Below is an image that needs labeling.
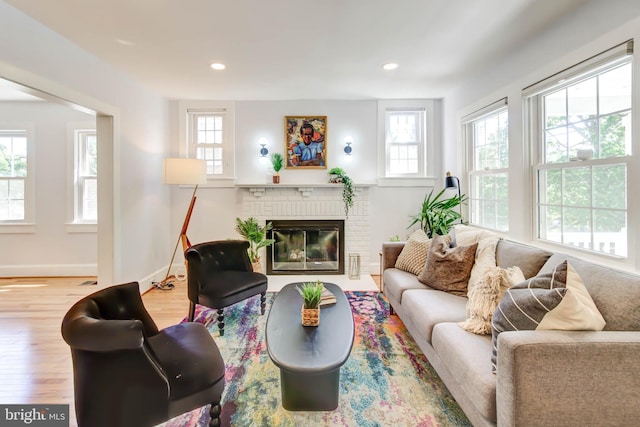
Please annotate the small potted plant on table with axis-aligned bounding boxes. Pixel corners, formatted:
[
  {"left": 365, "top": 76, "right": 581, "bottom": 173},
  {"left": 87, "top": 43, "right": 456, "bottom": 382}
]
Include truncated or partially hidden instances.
[
  {"left": 297, "top": 280, "right": 324, "bottom": 326},
  {"left": 271, "top": 153, "right": 284, "bottom": 184}
]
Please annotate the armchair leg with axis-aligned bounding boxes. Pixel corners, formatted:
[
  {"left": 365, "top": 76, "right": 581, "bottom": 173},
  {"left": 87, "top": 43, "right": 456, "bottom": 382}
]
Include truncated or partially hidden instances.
[
  {"left": 260, "top": 291, "right": 266, "bottom": 315},
  {"left": 188, "top": 301, "right": 196, "bottom": 321},
  {"left": 217, "top": 308, "right": 225, "bottom": 336},
  {"left": 208, "top": 402, "right": 221, "bottom": 427}
]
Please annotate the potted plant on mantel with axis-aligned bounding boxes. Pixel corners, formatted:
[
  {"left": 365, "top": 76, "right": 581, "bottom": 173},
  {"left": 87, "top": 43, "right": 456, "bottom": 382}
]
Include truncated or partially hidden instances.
[
  {"left": 271, "top": 153, "right": 284, "bottom": 184},
  {"left": 297, "top": 280, "right": 324, "bottom": 326},
  {"left": 235, "top": 217, "right": 275, "bottom": 272},
  {"left": 408, "top": 188, "right": 467, "bottom": 238},
  {"left": 328, "top": 167, "right": 355, "bottom": 217}
]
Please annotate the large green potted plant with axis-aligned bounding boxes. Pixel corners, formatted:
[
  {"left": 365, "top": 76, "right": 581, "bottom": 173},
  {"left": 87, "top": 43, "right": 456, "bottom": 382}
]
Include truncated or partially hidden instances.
[
  {"left": 235, "top": 217, "right": 275, "bottom": 272},
  {"left": 408, "top": 188, "right": 467, "bottom": 238},
  {"left": 328, "top": 167, "right": 355, "bottom": 217}
]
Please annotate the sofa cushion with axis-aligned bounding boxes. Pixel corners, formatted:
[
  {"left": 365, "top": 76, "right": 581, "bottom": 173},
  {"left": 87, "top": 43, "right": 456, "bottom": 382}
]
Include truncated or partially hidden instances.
[
  {"left": 495, "top": 240, "right": 552, "bottom": 279},
  {"left": 431, "top": 322, "right": 497, "bottom": 423},
  {"left": 539, "top": 253, "right": 640, "bottom": 331},
  {"left": 459, "top": 266, "right": 525, "bottom": 335},
  {"left": 418, "top": 235, "right": 478, "bottom": 296},
  {"left": 491, "top": 260, "right": 605, "bottom": 371},
  {"left": 394, "top": 229, "right": 431, "bottom": 275},
  {"left": 401, "top": 289, "right": 467, "bottom": 342},
  {"left": 383, "top": 268, "right": 430, "bottom": 304}
]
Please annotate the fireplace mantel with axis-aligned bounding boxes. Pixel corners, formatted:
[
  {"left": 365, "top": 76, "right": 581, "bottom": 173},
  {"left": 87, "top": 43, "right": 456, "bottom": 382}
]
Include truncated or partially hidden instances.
[{"left": 236, "top": 183, "right": 374, "bottom": 198}]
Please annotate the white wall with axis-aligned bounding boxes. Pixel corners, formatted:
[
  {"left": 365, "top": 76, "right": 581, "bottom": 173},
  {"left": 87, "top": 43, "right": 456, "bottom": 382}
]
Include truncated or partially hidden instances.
[
  {"left": 0, "top": 101, "right": 97, "bottom": 276},
  {"left": 443, "top": 0, "right": 640, "bottom": 272},
  {"left": 168, "top": 99, "right": 434, "bottom": 273},
  {"left": 0, "top": 1, "right": 171, "bottom": 289}
]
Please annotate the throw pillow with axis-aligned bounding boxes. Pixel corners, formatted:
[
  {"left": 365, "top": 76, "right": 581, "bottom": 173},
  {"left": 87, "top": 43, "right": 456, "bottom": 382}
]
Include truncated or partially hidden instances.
[
  {"left": 491, "top": 260, "right": 605, "bottom": 372},
  {"left": 459, "top": 266, "right": 525, "bottom": 335},
  {"left": 418, "top": 234, "right": 478, "bottom": 296},
  {"left": 395, "top": 229, "right": 431, "bottom": 276}
]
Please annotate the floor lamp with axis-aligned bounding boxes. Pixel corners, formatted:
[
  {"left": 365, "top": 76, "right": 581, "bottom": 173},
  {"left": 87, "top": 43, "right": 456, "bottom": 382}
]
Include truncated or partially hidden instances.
[
  {"left": 445, "top": 171, "right": 463, "bottom": 223},
  {"left": 157, "top": 158, "right": 207, "bottom": 289}
]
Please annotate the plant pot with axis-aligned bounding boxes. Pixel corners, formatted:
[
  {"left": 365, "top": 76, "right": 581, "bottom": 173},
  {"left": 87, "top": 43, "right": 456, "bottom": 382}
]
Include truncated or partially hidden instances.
[
  {"left": 272, "top": 174, "right": 280, "bottom": 184},
  {"left": 301, "top": 306, "right": 320, "bottom": 326},
  {"left": 252, "top": 260, "right": 262, "bottom": 273}
]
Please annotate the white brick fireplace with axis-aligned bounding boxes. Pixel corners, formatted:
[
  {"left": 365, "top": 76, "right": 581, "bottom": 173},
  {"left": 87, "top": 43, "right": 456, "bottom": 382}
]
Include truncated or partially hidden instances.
[{"left": 239, "top": 184, "right": 370, "bottom": 274}]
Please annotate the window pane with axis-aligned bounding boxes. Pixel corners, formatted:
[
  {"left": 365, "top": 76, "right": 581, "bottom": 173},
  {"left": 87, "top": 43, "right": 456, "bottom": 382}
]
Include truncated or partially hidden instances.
[
  {"left": 539, "top": 169, "right": 562, "bottom": 205},
  {"left": 388, "top": 113, "right": 417, "bottom": 142},
  {"left": 593, "top": 164, "right": 625, "bottom": 209},
  {"left": 563, "top": 206, "right": 591, "bottom": 233},
  {"left": 599, "top": 112, "right": 631, "bottom": 158},
  {"left": 593, "top": 210, "right": 626, "bottom": 256},
  {"left": 567, "top": 119, "right": 596, "bottom": 160},
  {"left": 562, "top": 167, "right": 591, "bottom": 207},
  {"left": 568, "top": 77, "right": 597, "bottom": 124},
  {"left": 83, "top": 178, "right": 97, "bottom": 221},
  {"left": 599, "top": 63, "right": 631, "bottom": 115},
  {"left": 545, "top": 89, "right": 567, "bottom": 128},
  {"left": 545, "top": 127, "right": 567, "bottom": 163}
]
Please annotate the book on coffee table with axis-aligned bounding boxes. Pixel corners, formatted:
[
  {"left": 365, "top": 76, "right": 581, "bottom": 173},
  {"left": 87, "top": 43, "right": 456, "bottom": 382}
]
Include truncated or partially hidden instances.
[{"left": 320, "top": 286, "right": 337, "bottom": 306}]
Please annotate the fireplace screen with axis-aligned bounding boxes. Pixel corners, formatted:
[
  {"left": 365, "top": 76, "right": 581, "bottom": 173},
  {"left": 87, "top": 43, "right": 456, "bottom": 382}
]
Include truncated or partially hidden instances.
[{"left": 267, "top": 220, "right": 344, "bottom": 275}]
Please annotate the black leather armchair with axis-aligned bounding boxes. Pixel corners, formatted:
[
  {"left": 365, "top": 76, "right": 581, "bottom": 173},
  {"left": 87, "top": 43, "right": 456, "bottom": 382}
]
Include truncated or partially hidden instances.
[
  {"left": 61, "top": 282, "right": 225, "bottom": 427},
  {"left": 185, "top": 240, "right": 268, "bottom": 336}
]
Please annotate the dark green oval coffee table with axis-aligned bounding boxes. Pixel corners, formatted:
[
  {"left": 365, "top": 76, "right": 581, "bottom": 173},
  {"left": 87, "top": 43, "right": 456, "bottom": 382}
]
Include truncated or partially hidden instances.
[{"left": 266, "top": 282, "right": 354, "bottom": 411}]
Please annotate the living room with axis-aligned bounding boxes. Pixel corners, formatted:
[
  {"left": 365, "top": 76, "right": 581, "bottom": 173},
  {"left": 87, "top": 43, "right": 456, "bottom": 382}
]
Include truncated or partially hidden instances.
[
  {"left": 2, "top": 0, "right": 640, "bottom": 426},
  {"left": 1, "top": 1, "right": 640, "bottom": 284}
]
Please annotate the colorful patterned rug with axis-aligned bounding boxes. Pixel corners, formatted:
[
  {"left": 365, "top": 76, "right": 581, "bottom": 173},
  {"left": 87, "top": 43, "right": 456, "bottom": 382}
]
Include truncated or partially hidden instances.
[{"left": 160, "top": 292, "right": 471, "bottom": 427}]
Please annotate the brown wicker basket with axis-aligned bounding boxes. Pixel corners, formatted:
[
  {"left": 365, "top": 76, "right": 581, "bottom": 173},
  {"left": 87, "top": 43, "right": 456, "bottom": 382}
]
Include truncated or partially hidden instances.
[{"left": 301, "top": 306, "right": 320, "bottom": 326}]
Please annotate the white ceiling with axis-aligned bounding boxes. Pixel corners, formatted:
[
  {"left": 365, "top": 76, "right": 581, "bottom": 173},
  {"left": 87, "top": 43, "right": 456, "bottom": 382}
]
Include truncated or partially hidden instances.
[{"left": 5, "top": 0, "right": 589, "bottom": 101}]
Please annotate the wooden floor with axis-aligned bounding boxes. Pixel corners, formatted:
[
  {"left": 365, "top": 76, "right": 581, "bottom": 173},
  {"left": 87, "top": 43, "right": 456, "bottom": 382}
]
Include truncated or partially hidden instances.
[{"left": 0, "top": 275, "right": 381, "bottom": 426}]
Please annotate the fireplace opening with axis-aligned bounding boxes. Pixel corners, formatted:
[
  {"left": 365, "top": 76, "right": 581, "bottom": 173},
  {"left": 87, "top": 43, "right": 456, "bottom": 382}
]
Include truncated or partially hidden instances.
[{"left": 266, "top": 219, "right": 345, "bottom": 275}]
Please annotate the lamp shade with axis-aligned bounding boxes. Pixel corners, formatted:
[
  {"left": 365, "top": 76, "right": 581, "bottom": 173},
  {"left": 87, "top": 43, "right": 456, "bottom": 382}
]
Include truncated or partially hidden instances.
[
  {"left": 163, "top": 158, "right": 207, "bottom": 185},
  {"left": 445, "top": 171, "right": 459, "bottom": 189}
]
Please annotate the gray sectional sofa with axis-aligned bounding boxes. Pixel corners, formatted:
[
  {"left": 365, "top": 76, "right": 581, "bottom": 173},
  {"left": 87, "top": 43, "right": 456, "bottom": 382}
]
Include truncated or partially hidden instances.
[{"left": 382, "top": 237, "right": 640, "bottom": 427}]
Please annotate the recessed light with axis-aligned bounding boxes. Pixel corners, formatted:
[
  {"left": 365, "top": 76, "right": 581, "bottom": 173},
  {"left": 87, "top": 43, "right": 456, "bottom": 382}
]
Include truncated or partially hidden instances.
[
  {"left": 210, "top": 62, "right": 226, "bottom": 71},
  {"left": 382, "top": 62, "right": 399, "bottom": 71},
  {"left": 115, "top": 39, "right": 134, "bottom": 46}
]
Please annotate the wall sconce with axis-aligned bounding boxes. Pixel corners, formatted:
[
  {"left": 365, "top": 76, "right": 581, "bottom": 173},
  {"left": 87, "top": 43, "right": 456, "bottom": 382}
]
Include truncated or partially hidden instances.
[
  {"left": 344, "top": 136, "right": 353, "bottom": 156},
  {"left": 445, "top": 171, "right": 463, "bottom": 222},
  {"left": 259, "top": 137, "right": 269, "bottom": 157}
]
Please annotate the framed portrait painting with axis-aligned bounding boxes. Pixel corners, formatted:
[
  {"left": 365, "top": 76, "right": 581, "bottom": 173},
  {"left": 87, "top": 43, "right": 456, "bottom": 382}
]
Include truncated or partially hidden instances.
[{"left": 285, "top": 116, "right": 327, "bottom": 169}]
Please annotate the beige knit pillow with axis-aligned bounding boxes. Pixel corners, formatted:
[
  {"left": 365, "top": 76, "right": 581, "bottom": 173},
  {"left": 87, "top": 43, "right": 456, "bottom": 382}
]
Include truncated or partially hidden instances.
[
  {"left": 459, "top": 266, "right": 525, "bottom": 335},
  {"left": 395, "top": 229, "right": 431, "bottom": 275}
]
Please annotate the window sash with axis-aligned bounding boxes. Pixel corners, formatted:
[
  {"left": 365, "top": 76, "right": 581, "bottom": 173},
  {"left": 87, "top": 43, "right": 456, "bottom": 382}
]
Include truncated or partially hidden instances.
[
  {"left": 466, "top": 104, "right": 509, "bottom": 231},
  {"left": 189, "top": 111, "right": 227, "bottom": 176},
  {"left": 527, "top": 43, "right": 632, "bottom": 258},
  {"left": 384, "top": 109, "right": 425, "bottom": 176},
  {"left": 75, "top": 129, "right": 97, "bottom": 222},
  {"left": 0, "top": 130, "right": 28, "bottom": 221}
]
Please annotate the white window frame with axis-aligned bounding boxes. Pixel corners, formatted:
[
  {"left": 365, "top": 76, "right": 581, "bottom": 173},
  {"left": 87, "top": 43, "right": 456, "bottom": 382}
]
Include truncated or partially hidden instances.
[
  {"left": 178, "top": 101, "right": 235, "bottom": 187},
  {"left": 76, "top": 129, "right": 97, "bottom": 223},
  {"left": 377, "top": 99, "right": 437, "bottom": 187},
  {"left": 464, "top": 98, "right": 509, "bottom": 232},
  {"left": 524, "top": 40, "right": 633, "bottom": 258},
  {"left": 0, "top": 123, "right": 35, "bottom": 233},
  {"left": 66, "top": 123, "right": 97, "bottom": 232}
]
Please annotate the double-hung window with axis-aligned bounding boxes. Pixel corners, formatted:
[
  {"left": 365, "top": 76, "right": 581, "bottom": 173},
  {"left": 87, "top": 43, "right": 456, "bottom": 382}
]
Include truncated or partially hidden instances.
[
  {"left": 377, "top": 100, "right": 436, "bottom": 185},
  {"left": 0, "top": 130, "right": 28, "bottom": 221},
  {"left": 75, "top": 129, "right": 97, "bottom": 222},
  {"left": 464, "top": 99, "right": 509, "bottom": 231},
  {"left": 185, "top": 106, "right": 235, "bottom": 181},
  {"left": 526, "top": 40, "right": 633, "bottom": 257},
  {"left": 385, "top": 109, "right": 426, "bottom": 176}
]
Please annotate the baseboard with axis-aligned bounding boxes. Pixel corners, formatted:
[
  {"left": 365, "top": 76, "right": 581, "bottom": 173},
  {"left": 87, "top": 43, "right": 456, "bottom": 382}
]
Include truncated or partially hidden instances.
[{"left": 0, "top": 264, "right": 97, "bottom": 277}]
